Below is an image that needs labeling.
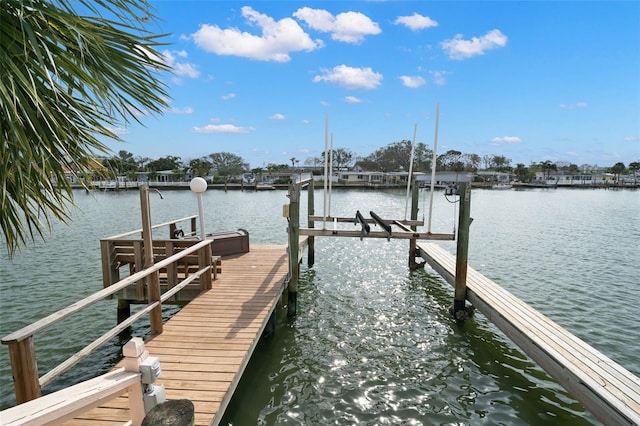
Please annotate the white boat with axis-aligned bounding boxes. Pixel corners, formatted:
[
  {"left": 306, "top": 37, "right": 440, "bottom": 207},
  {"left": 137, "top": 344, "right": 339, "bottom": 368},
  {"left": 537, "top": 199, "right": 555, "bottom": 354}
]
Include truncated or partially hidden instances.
[{"left": 492, "top": 183, "right": 512, "bottom": 190}]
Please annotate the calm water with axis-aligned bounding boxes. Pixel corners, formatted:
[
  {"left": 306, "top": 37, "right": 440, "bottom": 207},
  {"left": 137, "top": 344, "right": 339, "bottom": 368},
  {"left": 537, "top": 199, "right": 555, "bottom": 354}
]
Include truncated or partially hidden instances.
[{"left": 0, "top": 187, "right": 638, "bottom": 425}]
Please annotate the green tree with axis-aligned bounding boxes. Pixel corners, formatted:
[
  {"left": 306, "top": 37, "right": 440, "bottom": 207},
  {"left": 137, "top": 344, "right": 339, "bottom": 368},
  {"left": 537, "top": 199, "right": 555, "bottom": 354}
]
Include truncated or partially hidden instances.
[
  {"left": 363, "top": 140, "right": 411, "bottom": 172},
  {"left": 463, "top": 153, "right": 481, "bottom": 172},
  {"left": 147, "top": 156, "right": 183, "bottom": 172},
  {"left": 513, "top": 163, "right": 529, "bottom": 182},
  {"left": 118, "top": 150, "right": 135, "bottom": 164},
  {"left": 290, "top": 157, "right": 298, "bottom": 168},
  {"left": 437, "top": 150, "right": 464, "bottom": 172},
  {"left": 1, "top": 0, "right": 169, "bottom": 256},
  {"left": 319, "top": 148, "right": 355, "bottom": 171},
  {"left": 189, "top": 157, "right": 213, "bottom": 178},
  {"left": 540, "top": 160, "right": 557, "bottom": 180},
  {"left": 209, "top": 152, "right": 246, "bottom": 182},
  {"left": 608, "top": 162, "right": 626, "bottom": 175},
  {"left": 628, "top": 161, "right": 639, "bottom": 186},
  {"left": 492, "top": 155, "right": 512, "bottom": 172}
]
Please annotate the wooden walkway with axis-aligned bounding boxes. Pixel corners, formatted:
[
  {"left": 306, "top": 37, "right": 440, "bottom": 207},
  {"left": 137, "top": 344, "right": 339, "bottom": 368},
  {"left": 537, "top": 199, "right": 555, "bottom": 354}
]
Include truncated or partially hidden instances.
[
  {"left": 63, "top": 244, "right": 290, "bottom": 426},
  {"left": 417, "top": 242, "right": 640, "bottom": 426}
]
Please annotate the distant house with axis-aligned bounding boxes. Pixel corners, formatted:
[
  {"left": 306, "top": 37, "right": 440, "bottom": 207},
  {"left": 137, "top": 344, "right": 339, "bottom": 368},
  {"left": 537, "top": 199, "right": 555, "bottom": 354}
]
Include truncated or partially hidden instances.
[
  {"left": 337, "top": 171, "right": 385, "bottom": 185},
  {"left": 535, "top": 171, "right": 617, "bottom": 186},
  {"left": 135, "top": 170, "right": 188, "bottom": 183},
  {"left": 415, "top": 171, "right": 473, "bottom": 185},
  {"left": 61, "top": 159, "right": 105, "bottom": 185}
]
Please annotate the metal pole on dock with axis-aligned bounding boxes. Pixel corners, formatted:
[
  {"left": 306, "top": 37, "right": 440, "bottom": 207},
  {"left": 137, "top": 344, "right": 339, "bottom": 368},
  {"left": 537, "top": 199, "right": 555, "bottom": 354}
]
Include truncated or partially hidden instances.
[
  {"left": 287, "top": 181, "right": 300, "bottom": 317},
  {"left": 453, "top": 182, "right": 471, "bottom": 319}
]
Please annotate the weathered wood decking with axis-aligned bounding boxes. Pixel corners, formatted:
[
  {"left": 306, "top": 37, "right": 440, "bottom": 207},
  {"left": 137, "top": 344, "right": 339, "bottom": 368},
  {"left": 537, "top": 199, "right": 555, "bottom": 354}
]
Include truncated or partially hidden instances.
[
  {"left": 417, "top": 242, "right": 640, "bottom": 426},
  {"left": 63, "top": 244, "right": 290, "bottom": 426}
]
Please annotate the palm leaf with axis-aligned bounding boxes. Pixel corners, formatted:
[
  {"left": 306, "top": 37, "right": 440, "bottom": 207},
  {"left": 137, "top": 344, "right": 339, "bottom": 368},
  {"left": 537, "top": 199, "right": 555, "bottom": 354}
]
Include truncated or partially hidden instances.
[{"left": 0, "top": 0, "right": 171, "bottom": 257}]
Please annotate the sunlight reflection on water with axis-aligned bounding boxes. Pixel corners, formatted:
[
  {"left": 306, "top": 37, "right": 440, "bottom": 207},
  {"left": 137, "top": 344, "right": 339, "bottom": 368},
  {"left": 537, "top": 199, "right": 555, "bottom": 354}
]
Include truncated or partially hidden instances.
[{"left": 1, "top": 187, "right": 637, "bottom": 424}]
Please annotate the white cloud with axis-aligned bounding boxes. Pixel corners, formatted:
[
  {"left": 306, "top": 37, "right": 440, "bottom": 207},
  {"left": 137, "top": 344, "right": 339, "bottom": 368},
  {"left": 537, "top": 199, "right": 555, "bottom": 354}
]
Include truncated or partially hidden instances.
[
  {"left": 166, "top": 106, "right": 194, "bottom": 114},
  {"left": 221, "top": 93, "right": 236, "bottom": 100},
  {"left": 109, "top": 127, "right": 129, "bottom": 135},
  {"left": 559, "top": 102, "right": 588, "bottom": 109},
  {"left": 302, "top": 119, "right": 310, "bottom": 124},
  {"left": 624, "top": 136, "right": 639, "bottom": 142},
  {"left": 441, "top": 29, "right": 508, "bottom": 60},
  {"left": 491, "top": 136, "right": 521, "bottom": 145},
  {"left": 161, "top": 50, "right": 200, "bottom": 78},
  {"left": 394, "top": 13, "right": 438, "bottom": 31},
  {"left": 400, "top": 75, "right": 426, "bottom": 88},
  {"left": 270, "top": 113, "right": 286, "bottom": 120},
  {"left": 294, "top": 7, "right": 381, "bottom": 44},
  {"left": 313, "top": 65, "right": 383, "bottom": 90},
  {"left": 430, "top": 70, "right": 448, "bottom": 86},
  {"left": 192, "top": 124, "right": 255, "bottom": 134},
  {"left": 344, "top": 96, "right": 363, "bottom": 103},
  {"left": 192, "top": 6, "right": 322, "bottom": 62}
]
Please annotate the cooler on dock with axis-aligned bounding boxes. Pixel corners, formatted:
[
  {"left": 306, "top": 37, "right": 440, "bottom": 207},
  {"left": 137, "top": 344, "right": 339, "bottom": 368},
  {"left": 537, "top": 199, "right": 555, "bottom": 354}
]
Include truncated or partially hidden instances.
[{"left": 207, "top": 229, "right": 249, "bottom": 256}]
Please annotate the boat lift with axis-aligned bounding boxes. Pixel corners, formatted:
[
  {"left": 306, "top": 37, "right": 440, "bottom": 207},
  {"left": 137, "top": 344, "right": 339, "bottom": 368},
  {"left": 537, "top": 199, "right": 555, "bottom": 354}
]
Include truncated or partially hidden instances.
[{"left": 285, "top": 107, "right": 473, "bottom": 321}]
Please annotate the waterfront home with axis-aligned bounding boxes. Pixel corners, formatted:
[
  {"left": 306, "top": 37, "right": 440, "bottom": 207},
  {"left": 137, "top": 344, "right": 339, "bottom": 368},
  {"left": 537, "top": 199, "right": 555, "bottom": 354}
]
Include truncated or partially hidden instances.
[
  {"left": 535, "top": 171, "right": 618, "bottom": 186},
  {"left": 336, "top": 170, "right": 385, "bottom": 185}
]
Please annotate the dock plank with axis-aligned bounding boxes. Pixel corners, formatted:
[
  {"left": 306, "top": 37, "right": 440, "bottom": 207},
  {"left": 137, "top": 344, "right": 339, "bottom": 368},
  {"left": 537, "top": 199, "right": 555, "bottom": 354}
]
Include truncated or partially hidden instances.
[
  {"left": 418, "top": 242, "right": 640, "bottom": 426},
  {"left": 63, "top": 245, "right": 289, "bottom": 426}
]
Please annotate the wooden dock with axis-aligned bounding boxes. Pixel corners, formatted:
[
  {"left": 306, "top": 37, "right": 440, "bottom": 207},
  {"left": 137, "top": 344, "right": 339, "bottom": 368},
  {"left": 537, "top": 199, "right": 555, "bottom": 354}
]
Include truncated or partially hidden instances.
[
  {"left": 417, "top": 242, "right": 640, "bottom": 426},
  {"left": 63, "top": 244, "right": 290, "bottom": 426}
]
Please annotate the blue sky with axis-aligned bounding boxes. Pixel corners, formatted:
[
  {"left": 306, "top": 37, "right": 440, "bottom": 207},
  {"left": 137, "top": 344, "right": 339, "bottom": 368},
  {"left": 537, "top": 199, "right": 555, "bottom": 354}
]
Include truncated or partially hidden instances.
[{"left": 106, "top": 1, "right": 640, "bottom": 169}]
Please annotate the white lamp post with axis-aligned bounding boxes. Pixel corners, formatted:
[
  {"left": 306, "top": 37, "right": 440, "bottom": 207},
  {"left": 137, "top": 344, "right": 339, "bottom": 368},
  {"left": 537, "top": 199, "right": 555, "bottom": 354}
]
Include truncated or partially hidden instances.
[{"left": 189, "top": 177, "right": 208, "bottom": 239}]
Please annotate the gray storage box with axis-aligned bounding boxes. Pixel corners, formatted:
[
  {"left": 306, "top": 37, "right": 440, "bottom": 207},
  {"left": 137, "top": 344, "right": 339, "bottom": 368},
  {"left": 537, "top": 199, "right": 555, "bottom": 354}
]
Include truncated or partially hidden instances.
[{"left": 207, "top": 229, "right": 249, "bottom": 256}]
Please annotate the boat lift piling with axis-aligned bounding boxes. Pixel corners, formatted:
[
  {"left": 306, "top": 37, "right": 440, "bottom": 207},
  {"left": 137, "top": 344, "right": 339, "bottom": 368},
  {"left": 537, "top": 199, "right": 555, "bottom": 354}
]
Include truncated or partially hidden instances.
[
  {"left": 453, "top": 182, "right": 472, "bottom": 320},
  {"left": 286, "top": 181, "right": 301, "bottom": 317}
]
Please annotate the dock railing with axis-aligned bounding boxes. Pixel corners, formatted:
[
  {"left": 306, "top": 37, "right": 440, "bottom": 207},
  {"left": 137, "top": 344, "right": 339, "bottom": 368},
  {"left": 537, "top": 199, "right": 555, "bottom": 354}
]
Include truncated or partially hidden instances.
[
  {"left": 0, "top": 338, "right": 155, "bottom": 426},
  {"left": 1, "top": 237, "right": 214, "bottom": 405}
]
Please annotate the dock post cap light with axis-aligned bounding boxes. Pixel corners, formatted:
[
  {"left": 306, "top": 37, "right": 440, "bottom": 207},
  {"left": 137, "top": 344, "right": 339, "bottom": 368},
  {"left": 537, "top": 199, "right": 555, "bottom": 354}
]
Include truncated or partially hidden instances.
[{"left": 190, "top": 177, "right": 207, "bottom": 194}]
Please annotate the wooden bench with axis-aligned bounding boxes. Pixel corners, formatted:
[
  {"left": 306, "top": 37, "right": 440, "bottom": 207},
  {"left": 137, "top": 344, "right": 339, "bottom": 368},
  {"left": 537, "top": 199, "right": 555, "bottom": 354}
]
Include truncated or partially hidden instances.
[
  {"left": 102, "top": 239, "right": 222, "bottom": 289},
  {"left": 417, "top": 242, "right": 640, "bottom": 426}
]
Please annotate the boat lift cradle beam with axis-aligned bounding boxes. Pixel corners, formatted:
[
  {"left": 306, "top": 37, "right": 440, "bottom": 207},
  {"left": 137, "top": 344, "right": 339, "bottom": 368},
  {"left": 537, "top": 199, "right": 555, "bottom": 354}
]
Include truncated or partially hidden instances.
[
  {"left": 299, "top": 228, "right": 454, "bottom": 240},
  {"left": 302, "top": 211, "right": 454, "bottom": 241},
  {"left": 308, "top": 215, "right": 424, "bottom": 227}
]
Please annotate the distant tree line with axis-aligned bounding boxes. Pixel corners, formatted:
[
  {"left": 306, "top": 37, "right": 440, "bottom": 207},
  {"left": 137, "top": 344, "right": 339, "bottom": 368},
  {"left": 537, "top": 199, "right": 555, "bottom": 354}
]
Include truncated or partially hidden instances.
[{"left": 98, "top": 141, "right": 639, "bottom": 185}]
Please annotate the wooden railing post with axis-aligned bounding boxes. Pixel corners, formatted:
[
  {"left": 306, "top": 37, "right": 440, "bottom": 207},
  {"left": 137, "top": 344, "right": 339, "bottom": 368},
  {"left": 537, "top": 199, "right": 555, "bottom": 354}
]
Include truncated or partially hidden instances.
[
  {"left": 133, "top": 240, "right": 145, "bottom": 301},
  {"left": 453, "top": 182, "right": 471, "bottom": 319},
  {"left": 7, "top": 336, "right": 41, "bottom": 403},
  {"left": 409, "top": 178, "right": 420, "bottom": 269},
  {"left": 166, "top": 241, "right": 178, "bottom": 297},
  {"left": 140, "top": 186, "right": 163, "bottom": 335},
  {"left": 190, "top": 217, "right": 197, "bottom": 237},
  {"left": 307, "top": 178, "right": 315, "bottom": 267},
  {"left": 100, "top": 239, "right": 119, "bottom": 289},
  {"left": 199, "top": 243, "right": 213, "bottom": 291}
]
